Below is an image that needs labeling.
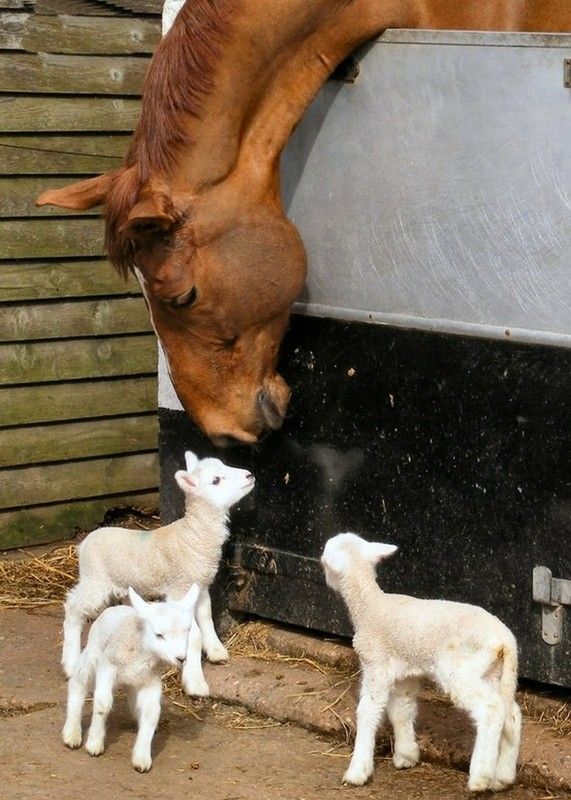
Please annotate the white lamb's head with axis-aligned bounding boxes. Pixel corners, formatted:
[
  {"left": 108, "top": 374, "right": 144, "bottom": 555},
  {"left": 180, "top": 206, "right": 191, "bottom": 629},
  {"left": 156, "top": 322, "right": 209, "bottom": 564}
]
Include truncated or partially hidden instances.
[
  {"left": 128, "top": 585, "right": 199, "bottom": 667},
  {"left": 175, "top": 450, "right": 255, "bottom": 510},
  {"left": 321, "top": 532, "right": 398, "bottom": 590}
]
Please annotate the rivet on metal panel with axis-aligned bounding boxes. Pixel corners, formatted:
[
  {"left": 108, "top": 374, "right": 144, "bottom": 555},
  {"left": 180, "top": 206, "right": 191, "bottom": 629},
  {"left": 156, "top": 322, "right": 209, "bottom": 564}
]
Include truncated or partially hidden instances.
[{"left": 564, "top": 58, "right": 571, "bottom": 88}]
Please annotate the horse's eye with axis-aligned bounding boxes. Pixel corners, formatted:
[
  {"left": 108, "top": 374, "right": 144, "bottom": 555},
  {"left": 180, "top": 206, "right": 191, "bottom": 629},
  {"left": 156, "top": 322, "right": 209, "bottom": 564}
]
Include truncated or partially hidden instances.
[
  {"left": 212, "top": 477, "right": 221, "bottom": 485},
  {"left": 170, "top": 286, "right": 197, "bottom": 308}
]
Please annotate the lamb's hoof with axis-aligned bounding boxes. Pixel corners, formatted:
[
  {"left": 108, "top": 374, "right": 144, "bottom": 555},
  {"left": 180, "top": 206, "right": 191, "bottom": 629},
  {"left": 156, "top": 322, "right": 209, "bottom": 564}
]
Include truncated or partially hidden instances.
[
  {"left": 342, "top": 763, "right": 373, "bottom": 786},
  {"left": 85, "top": 737, "right": 105, "bottom": 757},
  {"left": 62, "top": 725, "right": 82, "bottom": 750},
  {"left": 468, "top": 775, "right": 494, "bottom": 792},
  {"left": 205, "top": 644, "right": 229, "bottom": 664},
  {"left": 132, "top": 754, "right": 153, "bottom": 773},
  {"left": 489, "top": 778, "right": 511, "bottom": 792},
  {"left": 183, "top": 678, "right": 210, "bottom": 698},
  {"left": 393, "top": 745, "right": 420, "bottom": 769},
  {"left": 61, "top": 660, "right": 75, "bottom": 680}
]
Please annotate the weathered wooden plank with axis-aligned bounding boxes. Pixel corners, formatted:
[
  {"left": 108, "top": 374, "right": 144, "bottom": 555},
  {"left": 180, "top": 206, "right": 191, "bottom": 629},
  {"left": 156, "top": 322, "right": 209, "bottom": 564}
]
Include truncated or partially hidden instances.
[
  {"left": 0, "top": 259, "right": 139, "bottom": 302},
  {"left": 0, "top": 296, "right": 151, "bottom": 341},
  {"left": 0, "top": 376, "right": 157, "bottom": 427},
  {"left": 0, "top": 218, "right": 104, "bottom": 259},
  {"left": 0, "top": 96, "right": 141, "bottom": 133},
  {"left": 0, "top": 414, "right": 158, "bottom": 467},
  {"left": 0, "top": 12, "right": 29, "bottom": 49},
  {"left": 0, "top": 490, "right": 159, "bottom": 549},
  {"left": 0, "top": 134, "right": 129, "bottom": 174},
  {"left": 0, "top": 176, "right": 101, "bottom": 218},
  {"left": 0, "top": 451, "right": 159, "bottom": 509},
  {"left": 0, "top": 333, "right": 157, "bottom": 384},
  {"left": 0, "top": 53, "right": 149, "bottom": 95},
  {"left": 0, "top": 0, "right": 34, "bottom": 9},
  {"left": 22, "top": 15, "right": 160, "bottom": 55}
]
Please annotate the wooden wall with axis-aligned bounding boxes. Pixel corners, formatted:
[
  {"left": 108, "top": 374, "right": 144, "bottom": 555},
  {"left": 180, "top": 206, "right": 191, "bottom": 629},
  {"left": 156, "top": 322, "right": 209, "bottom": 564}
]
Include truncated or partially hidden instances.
[{"left": 0, "top": 0, "right": 164, "bottom": 548}]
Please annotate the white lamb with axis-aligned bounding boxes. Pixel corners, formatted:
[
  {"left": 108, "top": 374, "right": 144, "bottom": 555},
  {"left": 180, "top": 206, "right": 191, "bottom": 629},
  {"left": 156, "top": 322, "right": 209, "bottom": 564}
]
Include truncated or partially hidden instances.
[
  {"left": 321, "top": 533, "right": 521, "bottom": 793},
  {"left": 62, "top": 450, "right": 255, "bottom": 696},
  {"left": 63, "top": 585, "right": 199, "bottom": 772}
]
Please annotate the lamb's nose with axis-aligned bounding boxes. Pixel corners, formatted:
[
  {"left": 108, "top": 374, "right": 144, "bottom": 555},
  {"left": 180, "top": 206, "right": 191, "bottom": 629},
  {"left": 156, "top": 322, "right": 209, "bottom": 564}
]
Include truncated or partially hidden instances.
[{"left": 176, "top": 655, "right": 185, "bottom": 665}]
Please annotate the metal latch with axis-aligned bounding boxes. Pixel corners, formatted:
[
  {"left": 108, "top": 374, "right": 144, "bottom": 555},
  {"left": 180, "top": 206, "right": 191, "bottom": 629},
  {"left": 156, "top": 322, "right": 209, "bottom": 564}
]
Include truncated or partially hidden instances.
[
  {"left": 564, "top": 59, "right": 571, "bottom": 88},
  {"left": 532, "top": 566, "right": 571, "bottom": 645}
]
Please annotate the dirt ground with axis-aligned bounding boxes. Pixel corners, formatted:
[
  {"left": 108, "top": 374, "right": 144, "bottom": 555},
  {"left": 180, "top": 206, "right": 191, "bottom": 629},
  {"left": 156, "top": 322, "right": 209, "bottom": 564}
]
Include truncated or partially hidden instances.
[{"left": 1, "top": 606, "right": 569, "bottom": 800}]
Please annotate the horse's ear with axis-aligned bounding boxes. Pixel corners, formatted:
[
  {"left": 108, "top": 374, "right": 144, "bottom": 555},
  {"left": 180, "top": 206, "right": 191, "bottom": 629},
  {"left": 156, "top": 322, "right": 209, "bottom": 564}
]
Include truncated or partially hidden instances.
[
  {"left": 120, "top": 192, "right": 179, "bottom": 242},
  {"left": 35, "top": 172, "right": 114, "bottom": 210}
]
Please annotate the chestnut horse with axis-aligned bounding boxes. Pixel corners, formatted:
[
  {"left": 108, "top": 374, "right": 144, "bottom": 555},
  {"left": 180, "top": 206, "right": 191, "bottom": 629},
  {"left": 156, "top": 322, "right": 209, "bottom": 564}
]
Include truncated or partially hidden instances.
[{"left": 37, "top": 0, "right": 570, "bottom": 445}]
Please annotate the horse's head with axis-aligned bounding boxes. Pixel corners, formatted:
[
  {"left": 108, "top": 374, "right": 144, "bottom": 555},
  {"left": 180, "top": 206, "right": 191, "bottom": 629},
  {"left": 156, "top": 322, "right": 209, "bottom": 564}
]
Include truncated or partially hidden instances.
[{"left": 36, "top": 172, "right": 307, "bottom": 445}]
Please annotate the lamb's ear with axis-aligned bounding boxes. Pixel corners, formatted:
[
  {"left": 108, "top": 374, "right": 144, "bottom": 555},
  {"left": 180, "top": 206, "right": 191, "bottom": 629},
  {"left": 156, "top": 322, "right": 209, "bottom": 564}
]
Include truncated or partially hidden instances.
[
  {"left": 184, "top": 450, "right": 199, "bottom": 473},
  {"left": 35, "top": 172, "right": 114, "bottom": 210},
  {"left": 175, "top": 469, "right": 197, "bottom": 494},
  {"left": 120, "top": 191, "right": 179, "bottom": 243},
  {"left": 128, "top": 586, "right": 148, "bottom": 618},
  {"left": 364, "top": 542, "right": 398, "bottom": 565},
  {"left": 180, "top": 583, "right": 200, "bottom": 611}
]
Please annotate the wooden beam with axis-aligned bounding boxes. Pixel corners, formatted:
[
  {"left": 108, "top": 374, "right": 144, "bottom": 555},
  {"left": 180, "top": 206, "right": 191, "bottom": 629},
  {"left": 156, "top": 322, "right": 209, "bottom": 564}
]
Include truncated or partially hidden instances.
[
  {"left": 0, "top": 218, "right": 105, "bottom": 259},
  {"left": 0, "top": 260, "right": 139, "bottom": 302},
  {"left": 0, "top": 53, "right": 149, "bottom": 95},
  {"left": 0, "top": 376, "right": 158, "bottom": 427},
  {"left": 22, "top": 14, "right": 160, "bottom": 55},
  {"left": 0, "top": 490, "right": 159, "bottom": 549},
  {"left": 0, "top": 414, "right": 158, "bottom": 467},
  {"left": 0, "top": 134, "right": 129, "bottom": 174},
  {"left": 0, "top": 451, "right": 159, "bottom": 509},
  {"left": 0, "top": 333, "right": 157, "bottom": 384},
  {"left": 0, "top": 296, "right": 151, "bottom": 341},
  {"left": 0, "top": 96, "right": 141, "bottom": 133}
]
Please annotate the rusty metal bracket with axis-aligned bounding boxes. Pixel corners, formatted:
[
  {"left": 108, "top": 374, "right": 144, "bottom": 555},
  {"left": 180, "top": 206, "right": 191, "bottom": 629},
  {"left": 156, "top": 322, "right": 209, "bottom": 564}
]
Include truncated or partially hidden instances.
[{"left": 533, "top": 566, "right": 571, "bottom": 645}]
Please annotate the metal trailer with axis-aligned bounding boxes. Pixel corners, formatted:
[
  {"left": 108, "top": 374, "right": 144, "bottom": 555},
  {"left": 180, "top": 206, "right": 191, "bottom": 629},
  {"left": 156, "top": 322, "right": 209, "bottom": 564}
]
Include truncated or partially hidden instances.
[{"left": 158, "top": 30, "right": 571, "bottom": 687}]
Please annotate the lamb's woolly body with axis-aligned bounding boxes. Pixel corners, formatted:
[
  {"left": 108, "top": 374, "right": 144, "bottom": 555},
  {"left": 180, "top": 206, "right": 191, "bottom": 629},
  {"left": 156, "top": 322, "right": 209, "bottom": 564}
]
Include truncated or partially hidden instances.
[
  {"left": 77, "top": 496, "right": 229, "bottom": 596},
  {"left": 322, "top": 533, "right": 521, "bottom": 794}
]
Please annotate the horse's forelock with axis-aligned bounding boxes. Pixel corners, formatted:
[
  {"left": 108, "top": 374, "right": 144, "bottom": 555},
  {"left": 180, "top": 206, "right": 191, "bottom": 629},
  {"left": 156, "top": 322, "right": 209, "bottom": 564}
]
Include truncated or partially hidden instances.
[{"left": 104, "top": 166, "right": 141, "bottom": 279}]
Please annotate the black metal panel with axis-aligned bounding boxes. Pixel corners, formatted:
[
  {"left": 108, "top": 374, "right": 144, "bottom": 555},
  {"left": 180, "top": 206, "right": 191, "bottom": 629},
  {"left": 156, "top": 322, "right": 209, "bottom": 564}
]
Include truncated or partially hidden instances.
[{"left": 159, "top": 315, "right": 571, "bottom": 687}]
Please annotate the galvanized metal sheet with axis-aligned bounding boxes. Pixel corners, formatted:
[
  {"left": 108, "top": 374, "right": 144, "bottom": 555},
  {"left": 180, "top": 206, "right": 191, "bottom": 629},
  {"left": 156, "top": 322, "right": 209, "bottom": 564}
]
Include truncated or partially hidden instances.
[{"left": 283, "top": 30, "right": 571, "bottom": 347}]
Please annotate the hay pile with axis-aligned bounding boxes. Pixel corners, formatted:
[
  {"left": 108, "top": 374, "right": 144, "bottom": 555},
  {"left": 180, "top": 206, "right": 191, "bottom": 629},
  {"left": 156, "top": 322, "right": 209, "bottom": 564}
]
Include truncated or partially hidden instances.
[{"left": 0, "top": 545, "right": 77, "bottom": 609}]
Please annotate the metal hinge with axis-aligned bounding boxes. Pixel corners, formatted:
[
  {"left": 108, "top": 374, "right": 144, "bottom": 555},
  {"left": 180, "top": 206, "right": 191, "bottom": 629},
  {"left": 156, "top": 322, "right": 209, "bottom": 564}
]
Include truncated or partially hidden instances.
[
  {"left": 532, "top": 566, "right": 571, "bottom": 645},
  {"left": 564, "top": 59, "right": 571, "bottom": 88}
]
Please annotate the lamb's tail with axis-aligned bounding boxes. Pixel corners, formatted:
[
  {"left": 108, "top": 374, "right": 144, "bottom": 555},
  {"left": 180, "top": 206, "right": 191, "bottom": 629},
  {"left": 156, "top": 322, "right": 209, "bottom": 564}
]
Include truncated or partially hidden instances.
[{"left": 498, "top": 637, "right": 521, "bottom": 747}]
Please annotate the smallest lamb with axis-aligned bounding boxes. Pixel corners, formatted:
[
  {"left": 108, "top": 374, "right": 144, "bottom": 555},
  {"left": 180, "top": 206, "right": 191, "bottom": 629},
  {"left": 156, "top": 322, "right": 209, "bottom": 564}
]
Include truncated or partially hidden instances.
[
  {"left": 63, "top": 585, "right": 199, "bottom": 772},
  {"left": 321, "top": 533, "right": 521, "bottom": 793}
]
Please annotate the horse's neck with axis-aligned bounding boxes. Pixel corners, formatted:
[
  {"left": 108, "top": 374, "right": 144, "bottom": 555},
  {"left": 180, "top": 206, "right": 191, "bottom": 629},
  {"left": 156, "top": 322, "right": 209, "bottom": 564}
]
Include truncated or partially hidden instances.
[{"left": 158, "top": 0, "right": 418, "bottom": 199}]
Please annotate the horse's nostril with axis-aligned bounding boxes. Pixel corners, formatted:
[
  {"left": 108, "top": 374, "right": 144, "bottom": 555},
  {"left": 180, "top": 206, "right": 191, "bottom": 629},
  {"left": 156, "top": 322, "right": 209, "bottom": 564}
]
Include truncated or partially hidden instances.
[{"left": 257, "top": 389, "right": 285, "bottom": 430}]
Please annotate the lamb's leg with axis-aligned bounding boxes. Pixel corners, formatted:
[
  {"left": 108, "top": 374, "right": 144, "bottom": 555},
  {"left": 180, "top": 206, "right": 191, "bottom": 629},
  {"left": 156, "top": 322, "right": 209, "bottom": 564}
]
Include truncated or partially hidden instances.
[
  {"left": 386, "top": 678, "right": 421, "bottom": 769},
  {"left": 457, "top": 680, "right": 505, "bottom": 792},
  {"left": 62, "top": 661, "right": 90, "bottom": 749},
  {"left": 62, "top": 583, "right": 109, "bottom": 678},
  {"left": 492, "top": 701, "right": 521, "bottom": 790},
  {"left": 131, "top": 679, "right": 162, "bottom": 772},
  {"left": 343, "top": 666, "right": 390, "bottom": 786},
  {"left": 85, "top": 663, "right": 116, "bottom": 757},
  {"left": 196, "top": 588, "right": 229, "bottom": 663},
  {"left": 181, "top": 616, "right": 209, "bottom": 697}
]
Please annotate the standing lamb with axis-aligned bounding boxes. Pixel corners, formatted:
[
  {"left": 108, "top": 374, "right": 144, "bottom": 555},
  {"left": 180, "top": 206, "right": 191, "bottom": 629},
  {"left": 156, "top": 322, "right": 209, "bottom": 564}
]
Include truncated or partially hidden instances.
[
  {"left": 63, "top": 585, "right": 199, "bottom": 772},
  {"left": 62, "top": 450, "right": 255, "bottom": 696},
  {"left": 321, "top": 532, "right": 521, "bottom": 793}
]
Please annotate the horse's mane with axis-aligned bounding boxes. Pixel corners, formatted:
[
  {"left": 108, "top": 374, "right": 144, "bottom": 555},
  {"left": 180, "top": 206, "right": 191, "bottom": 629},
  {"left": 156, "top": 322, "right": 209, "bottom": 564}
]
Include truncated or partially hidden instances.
[{"left": 106, "top": 0, "right": 237, "bottom": 277}]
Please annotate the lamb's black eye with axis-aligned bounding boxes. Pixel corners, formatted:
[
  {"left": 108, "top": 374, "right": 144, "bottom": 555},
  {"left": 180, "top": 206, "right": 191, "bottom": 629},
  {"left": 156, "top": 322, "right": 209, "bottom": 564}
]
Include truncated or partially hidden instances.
[
  {"left": 156, "top": 633, "right": 165, "bottom": 640},
  {"left": 170, "top": 286, "right": 197, "bottom": 309},
  {"left": 212, "top": 477, "right": 221, "bottom": 485}
]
